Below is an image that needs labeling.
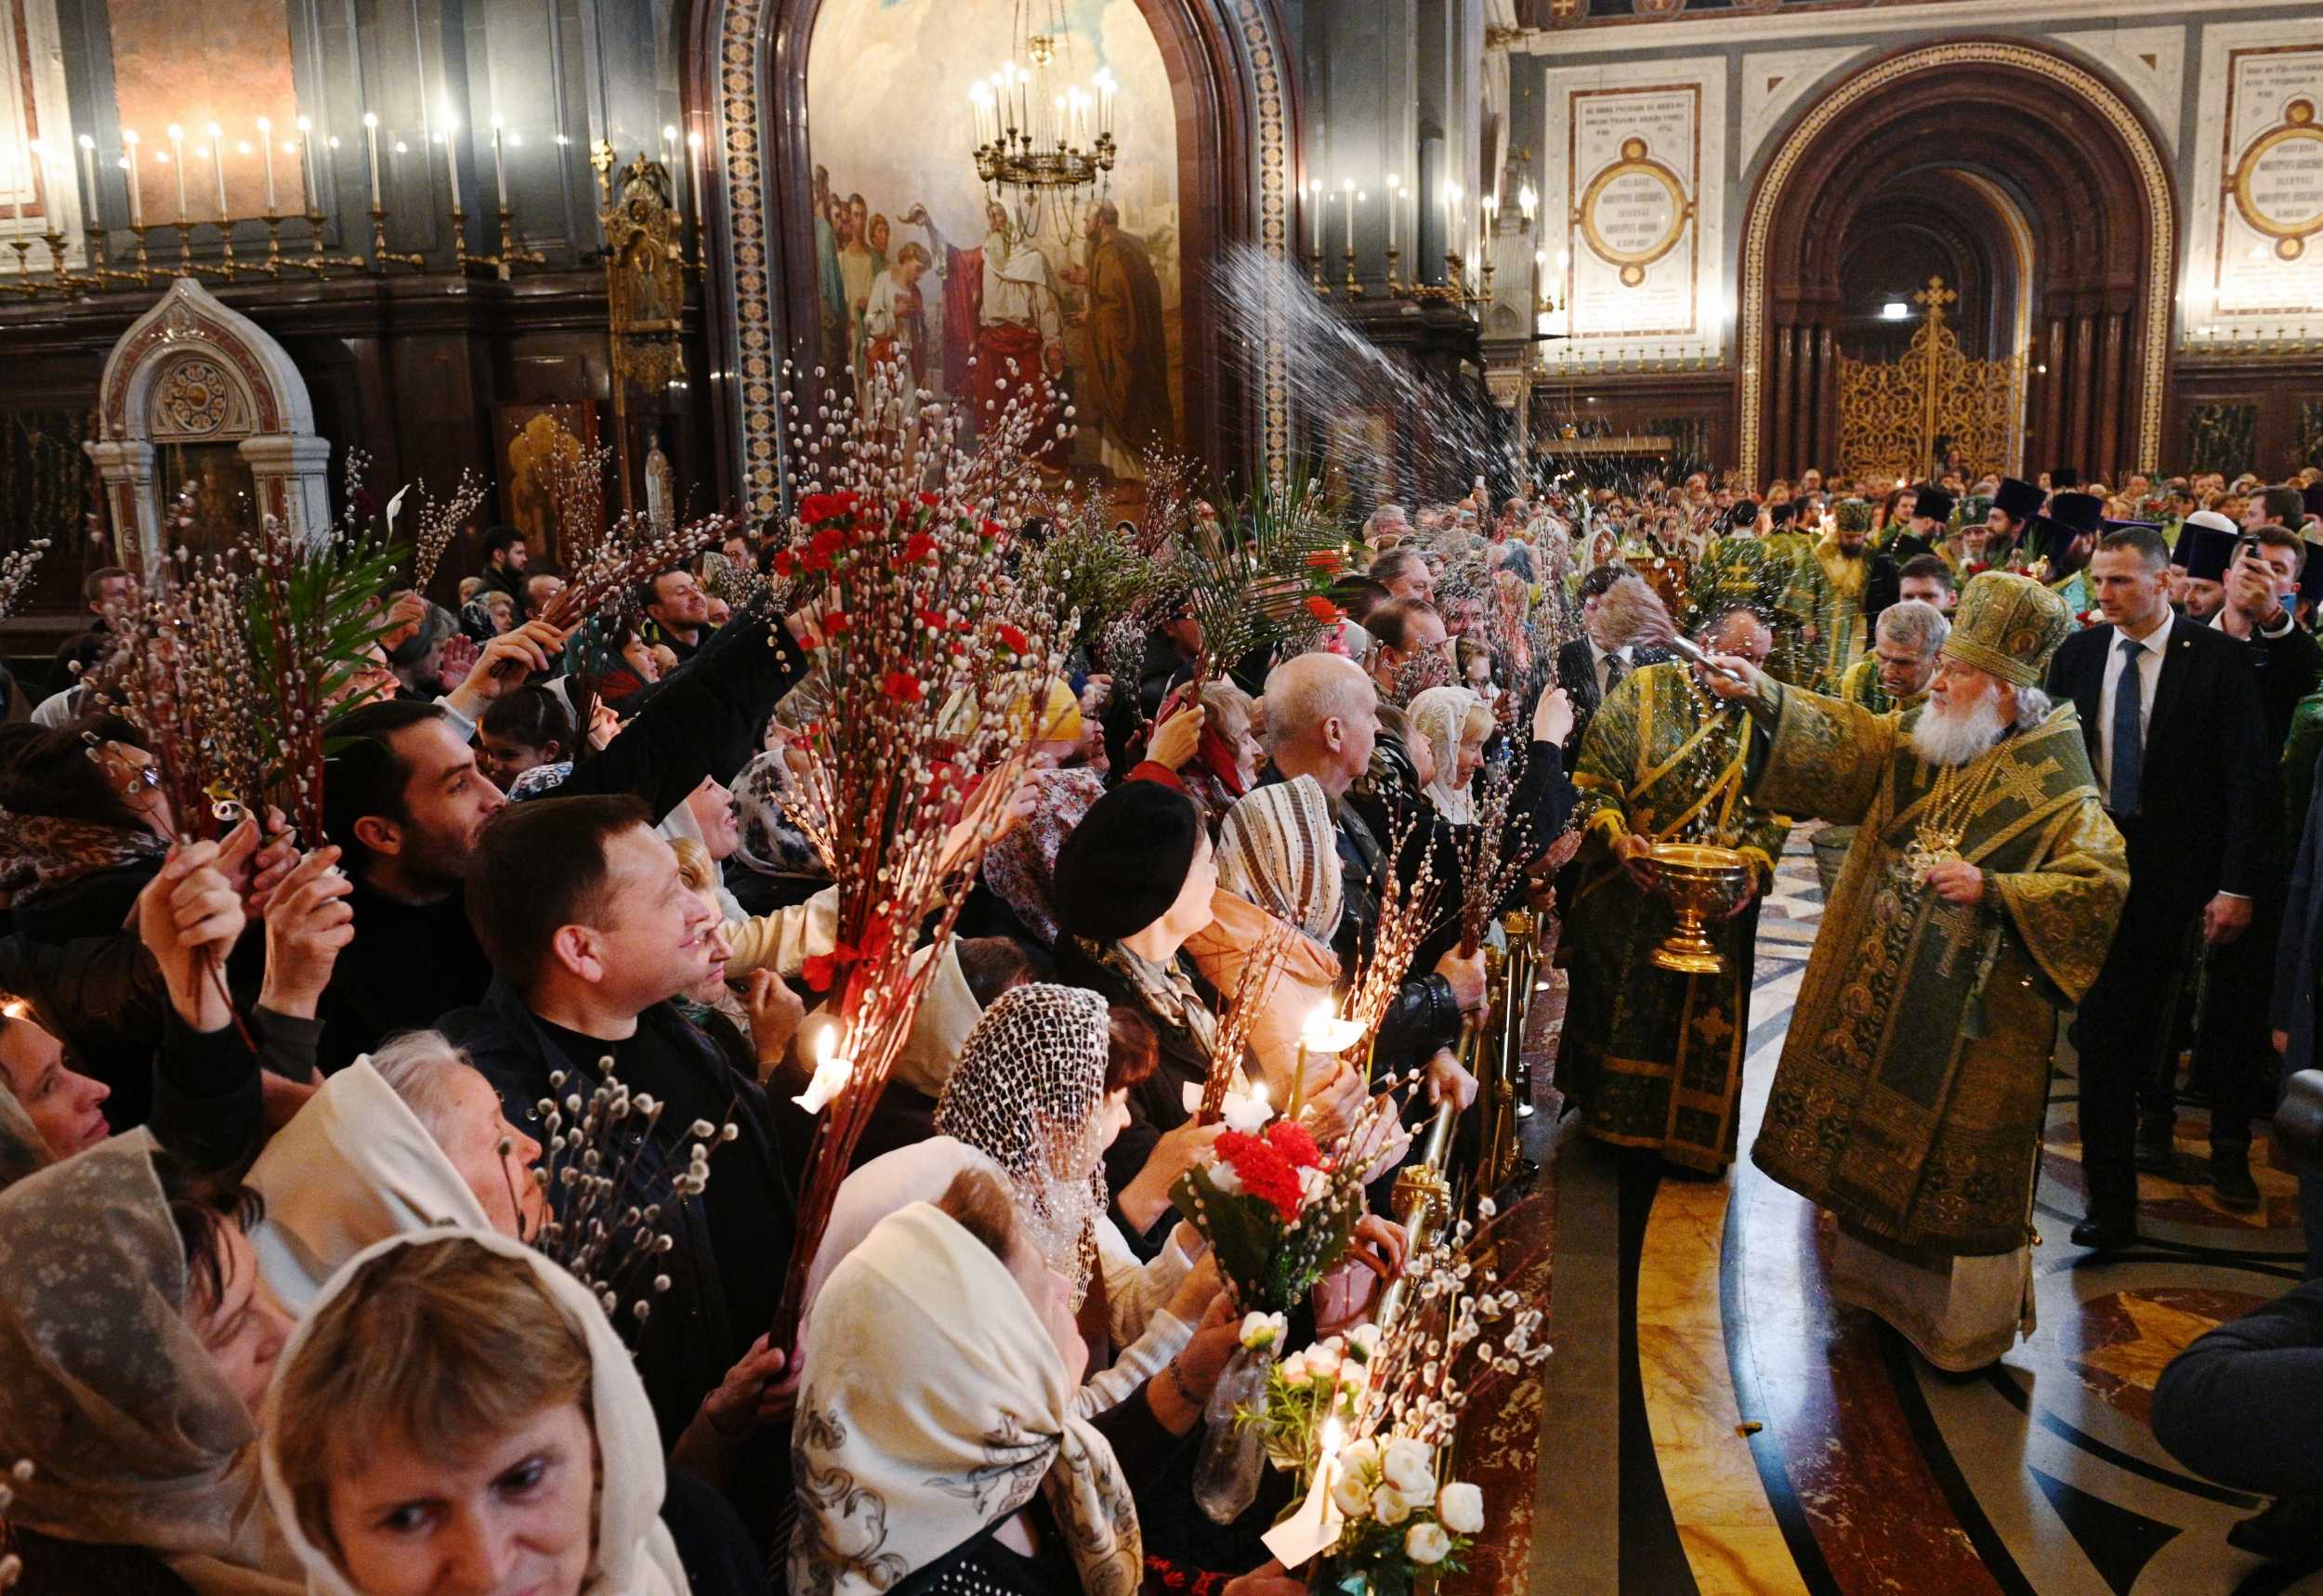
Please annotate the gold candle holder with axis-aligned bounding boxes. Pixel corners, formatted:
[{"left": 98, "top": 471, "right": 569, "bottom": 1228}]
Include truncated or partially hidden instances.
[
  {"left": 4, "top": 238, "right": 38, "bottom": 296},
  {"left": 369, "top": 208, "right": 425, "bottom": 271},
  {"left": 1342, "top": 245, "right": 1359, "bottom": 299},
  {"left": 1385, "top": 245, "right": 1401, "bottom": 295}
]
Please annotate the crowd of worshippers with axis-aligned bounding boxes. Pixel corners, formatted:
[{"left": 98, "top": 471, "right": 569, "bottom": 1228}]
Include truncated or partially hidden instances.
[
  {"left": 0, "top": 497, "right": 1580, "bottom": 1595},
  {"left": 15, "top": 462, "right": 2323, "bottom": 1589}
]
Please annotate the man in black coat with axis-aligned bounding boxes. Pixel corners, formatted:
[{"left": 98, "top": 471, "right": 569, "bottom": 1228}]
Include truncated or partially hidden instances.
[
  {"left": 2045, "top": 525, "right": 2272, "bottom": 1249},
  {"left": 2190, "top": 525, "right": 2323, "bottom": 1204}
]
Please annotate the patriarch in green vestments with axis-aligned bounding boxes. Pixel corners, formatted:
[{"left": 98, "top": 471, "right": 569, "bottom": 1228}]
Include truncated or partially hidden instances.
[{"left": 1700, "top": 571, "right": 2127, "bottom": 1370}]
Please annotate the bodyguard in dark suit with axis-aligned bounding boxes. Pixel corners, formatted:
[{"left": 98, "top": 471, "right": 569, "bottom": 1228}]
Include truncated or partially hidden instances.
[
  {"left": 2047, "top": 525, "right": 2273, "bottom": 1249},
  {"left": 1559, "top": 562, "right": 1670, "bottom": 752}
]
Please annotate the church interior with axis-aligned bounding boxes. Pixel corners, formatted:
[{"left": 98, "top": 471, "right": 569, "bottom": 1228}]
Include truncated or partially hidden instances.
[{"left": 4, "top": 0, "right": 2323, "bottom": 1592}]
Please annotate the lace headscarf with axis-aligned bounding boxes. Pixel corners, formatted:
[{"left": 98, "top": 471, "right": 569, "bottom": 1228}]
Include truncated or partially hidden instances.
[
  {"left": 792, "top": 1202, "right": 1141, "bottom": 1596},
  {"left": 980, "top": 765, "right": 1107, "bottom": 948},
  {"left": 1406, "top": 686, "right": 1484, "bottom": 825},
  {"left": 935, "top": 984, "right": 1111, "bottom": 1306},
  {"left": 259, "top": 1228, "right": 687, "bottom": 1596},
  {"left": 0, "top": 1133, "right": 299, "bottom": 1592},
  {"left": 1216, "top": 775, "right": 1345, "bottom": 942}
]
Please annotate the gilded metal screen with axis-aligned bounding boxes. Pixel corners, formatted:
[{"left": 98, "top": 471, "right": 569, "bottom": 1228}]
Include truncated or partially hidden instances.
[{"left": 1837, "top": 278, "right": 2026, "bottom": 482}]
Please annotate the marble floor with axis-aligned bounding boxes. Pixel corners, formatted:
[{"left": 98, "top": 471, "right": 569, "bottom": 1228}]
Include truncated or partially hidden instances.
[{"left": 1524, "top": 831, "right": 2322, "bottom": 1596}]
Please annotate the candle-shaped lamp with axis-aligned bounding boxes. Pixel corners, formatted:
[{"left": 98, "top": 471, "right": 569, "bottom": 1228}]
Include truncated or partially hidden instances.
[
  {"left": 685, "top": 129, "right": 703, "bottom": 229},
  {"left": 361, "top": 112, "right": 381, "bottom": 208},
  {"left": 1385, "top": 172, "right": 1398, "bottom": 251},
  {"left": 440, "top": 107, "right": 460, "bottom": 211},
  {"left": 72, "top": 133, "right": 97, "bottom": 229},
  {"left": 1307, "top": 178, "right": 1321, "bottom": 259},
  {"left": 1341, "top": 177, "right": 1355, "bottom": 256},
  {"left": 295, "top": 116, "right": 316, "bottom": 213},
  {"left": 490, "top": 112, "right": 507, "bottom": 209},
  {"left": 255, "top": 117, "right": 275, "bottom": 212},
  {"left": 120, "top": 129, "right": 141, "bottom": 226},
  {"left": 166, "top": 124, "right": 187, "bottom": 221},
  {"left": 663, "top": 124, "right": 686, "bottom": 221},
  {"left": 205, "top": 123, "right": 227, "bottom": 219}
]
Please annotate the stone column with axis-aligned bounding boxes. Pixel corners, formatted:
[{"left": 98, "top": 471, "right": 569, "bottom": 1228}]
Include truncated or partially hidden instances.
[
  {"left": 238, "top": 434, "right": 336, "bottom": 548},
  {"left": 81, "top": 438, "right": 161, "bottom": 578}
]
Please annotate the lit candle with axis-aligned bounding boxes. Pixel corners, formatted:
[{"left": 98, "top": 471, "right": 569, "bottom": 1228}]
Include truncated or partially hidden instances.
[
  {"left": 794, "top": 1026, "right": 854, "bottom": 1115},
  {"left": 295, "top": 116, "right": 315, "bottom": 214},
  {"left": 490, "top": 113, "right": 507, "bottom": 209},
  {"left": 686, "top": 129, "right": 703, "bottom": 226},
  {"left": 1341, "top": 177, "right": 1354, "bottom": 256},
  {"left": 441, "top": 110, "right": 460, "bottom": 211},
  {"left": 661, "top": 122, "right": 676, "bottom": 174},
  {"left": 205, "top": 123, "right": 227, "bottom": 220},
  {"left": 663, "top": 123, "right": 685, "bottom": 220},
  {"left": 166, "top": 124, "right": 186, "bottom": 221},
  {"left": 1307, "top": 178, "right": 1320, "bottom": 259},
  {"left": 75, "top": 134, "right": 96, "bottom": 227},
  {"left": 121, "top": 130, "right": 141, "bottom": 226},
  {"left": 361, "top": 111, "right": 381, "bottom": 209},
  {"left": 256, "top": 117, "right": 276, "bottom": 212},
  {"left": 1385, "top": 172, "right": 1398, "bottom": 251}
]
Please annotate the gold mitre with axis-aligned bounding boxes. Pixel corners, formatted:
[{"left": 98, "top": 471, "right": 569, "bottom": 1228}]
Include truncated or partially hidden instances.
[{"left": 1940, "top": 570, "right": 2069, "bottom": 688}]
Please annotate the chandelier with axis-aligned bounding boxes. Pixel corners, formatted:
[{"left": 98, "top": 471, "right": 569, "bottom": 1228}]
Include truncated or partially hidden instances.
[{"left": 968, "top": 1, "right": 1118, "bottom": 199}]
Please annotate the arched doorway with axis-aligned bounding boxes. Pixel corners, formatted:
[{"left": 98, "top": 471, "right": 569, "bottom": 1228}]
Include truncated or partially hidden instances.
[
  {"left": 684, "top": 0, "right": 1296, "bottom": 515},
  {"left": 1739, "top": 41, "right": 2175, "bottom": 487}
]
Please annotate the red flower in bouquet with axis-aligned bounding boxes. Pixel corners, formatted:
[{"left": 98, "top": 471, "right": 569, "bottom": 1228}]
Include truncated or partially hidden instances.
[
  {"left": 1265, "top": 1119, "right": 1325, "bottom": 1171},
  {"left": 799, "top": 491, "right": 860, "bottom": 525},
  {"left": 1216, "top": 1130, "right": 1306, "bottom": 1223},
  {"left": 980, "top": 518, "right": 1008, "bottom": 544},
  {"left": 994, "top": 622, "right": 1030, "bottom": 655},
  {"left": 821, "top": 609, "right": 852, "bottom": 637},
  {"left": 806, "top": 527, "right": 849, "bottom": 570},
  {"left": 901, "top": 532, "right": 938, "bottom": 565},
  {"left": 916, "top": 606, "right": 950, "bottom": 631},
  {"left": 882, "top": 670, "right": 925, "bottom": 703},
  {"left": 1306, "top": 595, "right": 1344, "bottom": 626},
  {"left": 771, "top": 548, "right": 798, "bottom": 578},
  {"left": 803, "top": 940, "right": 860, "bottom": 994},
  {"left": 1305, "top": 550, "right": 1345, "bottom": 573}
]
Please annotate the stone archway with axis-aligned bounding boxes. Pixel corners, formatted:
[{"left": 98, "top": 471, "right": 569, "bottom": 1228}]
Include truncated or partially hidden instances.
[
  {"left": 686, "top": 0, "right": 1296, "bottom": 515},
  {"left": 1739, "top": 40, "right": 2175, "bottom": 486}
]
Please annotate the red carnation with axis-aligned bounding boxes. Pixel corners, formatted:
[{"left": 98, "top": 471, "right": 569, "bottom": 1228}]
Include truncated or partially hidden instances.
[
  {"left": 1306, "top": 595, "right": 1344, "bottom": 625},
  {"left": 981, "top": 518, "right": 1007, "bottom": 543},
  {"left": 1266, "top": 1119, "right": 1324, "bottom": 1171},
  {"left": 916, "top": 606, "right": 949, "bottom": 630},
  {"left": 903, "top": 532, "right": 938, "bottom": 563},
  {"left": 809, "top": 526, "right": 847, "bottom": 563},
  {"left": 771, "top": 548, "right": 797, "bottom": 578},
  {"left": 798, "top": 491, "right": 852, "bottom": 525},
  {"left": 917, "top": 491, "right": 941, "bottom": 508},
  {"left": 882, "top": 670, "right": 925, "bottom": 703},
  {"left": 1216, "top": 1130, "right": 1305, "bottom": 1222},
  {"left": 821, "top": 609, "right": 851, "bottom": 637},
  {"left": 995, "top": 622, "right": 1030, "bottom": 654}
]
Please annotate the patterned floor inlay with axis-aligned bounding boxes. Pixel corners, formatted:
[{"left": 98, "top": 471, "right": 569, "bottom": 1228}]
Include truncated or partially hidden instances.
[{"left": 1549, "top": 826, "right": 2323, "bottom": 1593}]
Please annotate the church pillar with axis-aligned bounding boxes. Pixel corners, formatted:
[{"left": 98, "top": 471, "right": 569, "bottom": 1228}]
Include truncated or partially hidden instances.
[
  {"left": 238, "top": 433, "right": 336, "bottom": 548},
  {"left": 2066, "top": 307, "right": 2097, "bottom": 476},
  {"left": 83, "top": 438, "right": 160, "bottom": 578},
  {"left": 2097, "top": 300, "right": 2131, "bottom": 477},
  {"left": 1814, "top": 323, "right": 1841, "bottom": 474}
]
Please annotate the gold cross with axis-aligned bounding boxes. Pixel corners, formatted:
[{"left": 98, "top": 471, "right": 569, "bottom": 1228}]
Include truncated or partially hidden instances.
[
  {"left": 1933, "top": 897, "right": 1984, "bottom": 978},
  {"left": 1975, "top": 753, "right": 2059, "bottom": 821},
  {"left": 1916, "top": 276, "right": 1957, "bottom": 313}
]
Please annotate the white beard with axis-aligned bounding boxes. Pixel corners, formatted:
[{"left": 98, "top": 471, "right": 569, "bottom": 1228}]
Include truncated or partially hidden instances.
[{"left": 1910, "top": 690, "right": 2006, "bottom": 767}]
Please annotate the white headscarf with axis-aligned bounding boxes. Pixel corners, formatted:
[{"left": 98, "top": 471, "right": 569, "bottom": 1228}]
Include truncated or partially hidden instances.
[
  {"left": 1215, "top": 775, "right": 1345, "bottom": 942},
  {"left": 791, "top": 1202, "right": 1141, "bottom": 1596},
  {"left": 1407, "top": 685, "right": 1484, "bottom": 824},
  {"left": 888, "top": 940, "right": 985, "bottom": 1100},
  {"left": 797, "top": 1136, "right": 998, "bottom": 1341},
  {"left": 244, "top": 1061, "right": 494, "bottom": 1316},
  {"left": 0, "top": 1132, "right": 302, "bottom": 1593},
  {"left": 258, "top": 1227, "right": 689, "bottom": 1596}
]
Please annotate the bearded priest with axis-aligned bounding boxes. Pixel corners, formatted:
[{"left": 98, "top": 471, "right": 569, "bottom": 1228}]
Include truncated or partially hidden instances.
[{"left": 1700, "top": 571, "right": 2128, "bottom": 1371}]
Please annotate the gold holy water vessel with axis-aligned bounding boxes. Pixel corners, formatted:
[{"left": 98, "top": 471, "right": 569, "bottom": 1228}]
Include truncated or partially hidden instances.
[{"left": 1646, "top": 842, "right": 1752, "bottom": 975}]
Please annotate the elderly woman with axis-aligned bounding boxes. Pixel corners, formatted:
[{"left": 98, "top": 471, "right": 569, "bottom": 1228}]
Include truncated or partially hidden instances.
[
  {"left": 0, "top": 1135, "right": 301, "bottom": 1590},
  {"left": 1198, "top": 775, "right": 1346, "bottom": 1101},
  {"left": 262, "top": 1228, "right": 740, "bottom": 1596}
]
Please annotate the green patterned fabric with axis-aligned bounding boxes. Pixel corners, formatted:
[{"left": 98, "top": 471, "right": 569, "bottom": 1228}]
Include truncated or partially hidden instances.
[
  {"left": 1749, "top": 686, "right": 2128, "bottom": 1254},
  {"left": 1786, "top": 535, "right": 1880, "bottom": 693},
  {"left": 1557, "top": 662, "right": 1793, "bottom": 1172}
]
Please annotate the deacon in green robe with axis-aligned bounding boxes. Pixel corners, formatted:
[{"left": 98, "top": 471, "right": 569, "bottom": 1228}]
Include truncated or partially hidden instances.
[
  {"left": 1703, "top": 571, "right": 2127, "bottom": 1369},
  {"left": 1686, "top": 529, "right": 1808, "bottom": 686},
  {"left": 1785, "top": 498, "right": 1890, "bottom": 694},
  {"left": 1556, "top": 608, "right": 1794, "bottom": 1173}
]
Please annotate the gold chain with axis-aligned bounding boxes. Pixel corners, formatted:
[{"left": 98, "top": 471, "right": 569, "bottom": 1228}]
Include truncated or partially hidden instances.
[{"left": 1902, "top": 750, "right": 2002, "bottom": 877}]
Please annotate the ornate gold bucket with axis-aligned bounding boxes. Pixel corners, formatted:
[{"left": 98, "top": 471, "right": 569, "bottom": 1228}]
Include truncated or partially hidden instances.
[{"left": 1646, "top": 842, "right": 1752, "bottom": 975}]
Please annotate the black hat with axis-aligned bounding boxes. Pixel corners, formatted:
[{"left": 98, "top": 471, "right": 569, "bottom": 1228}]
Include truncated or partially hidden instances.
[
  {"left": 1994, "top": 477, "right": 2044, "bottom": 523},
  {"left": 1912, "top": 486, "right": 1955, "bottom": 525},
  {"left": 2048, "top": 492, "right": 2105, "bottom": 536},
  {"left": 1052, "top": 781, "right": 1203, "bottom": 942},
  {"left": 1767, "top": 500, "right": 1802, "bottom": 528},
  {"left": 2303, "top": 483, "right": 2323, "bottom": 521},
  {"left": 2173, "top": 516, "right": 2238, "bottom": 582},
  {"left": 2051, "top": 467, "right": 2081, "bottom": 490}
]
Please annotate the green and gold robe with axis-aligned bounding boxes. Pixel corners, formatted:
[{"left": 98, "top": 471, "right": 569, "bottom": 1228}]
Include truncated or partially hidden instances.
[
  {"left": 1747, "top": 686, "right": 2127, "bottom": 1255},
  {"left": 1557, "top": 662, "right": 1794, "bottom": 1172},
  {"left": 1686, "top": 533, "right": 1811, "bottom": 686},
  {"left": 1837, "top": 657, "right": 1927, "bottom": 717},
  {"left": 1785, "top": 535, "right": 1879, "bottom": 693}
]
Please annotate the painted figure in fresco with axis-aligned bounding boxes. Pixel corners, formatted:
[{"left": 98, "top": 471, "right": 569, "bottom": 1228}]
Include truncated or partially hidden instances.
[
  {"left": 813, "top": 165, "right": 848, "bottom": 384},
  {"left": 864, "top": 242, "right": 933, "bottom": 389},
  {"left": 837, "top": 192, "right": 886, "bottom": 396},
  {"left": 1060, "top": 198, "right": 1174, "bottom": 477}
]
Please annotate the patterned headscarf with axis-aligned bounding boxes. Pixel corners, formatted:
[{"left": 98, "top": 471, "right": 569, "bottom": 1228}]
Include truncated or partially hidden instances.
[
  {"left": 793, "top": 1202, "right": 1141, "bottom": 1596},
  {"left": 731, "top": 747, "right": 831, "bottom": 883},
  {"left": 1407, "top": 686, "right": 1484, "bottom": 825},
  {"left": 0, "top": 1073, "right": 51, "bottom": 1190},
  {"left": 980, "top": 765, "right": 1107, "bottom": 948},
  {"left": 0, "top": 811, "right": 167, "bottom": 900},
  {"left": 1216, "top": 775, "right": 1345, "bottom": 942},
  {"left": 935, "top": 984, "right": 1111, "bottom": 1306},
  {"left": 0, "top": 1133, "right": 300, "bottom": 1592}
]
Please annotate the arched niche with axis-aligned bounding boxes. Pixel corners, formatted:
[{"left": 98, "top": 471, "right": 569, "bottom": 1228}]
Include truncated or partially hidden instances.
[
  {"left": 686, "top": 0, "right": 1297, "bottom": 514},
  {"left": 1739, "top": 40, "right": 2175, "bottom": 485},
  {"left": 85, "top": 278, "right": 334, "bottom": 576}
]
